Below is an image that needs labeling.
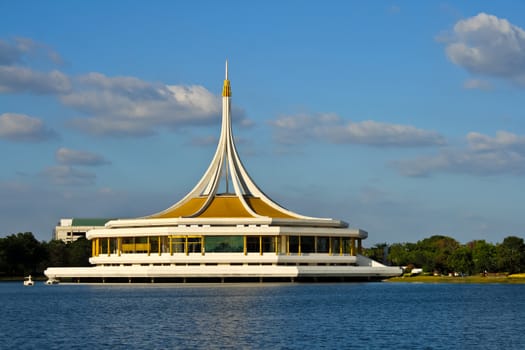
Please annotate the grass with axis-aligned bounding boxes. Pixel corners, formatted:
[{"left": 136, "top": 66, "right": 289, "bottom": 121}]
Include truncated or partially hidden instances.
[{"left": 387, "top": 274, "right": 525, "bottom": 284}]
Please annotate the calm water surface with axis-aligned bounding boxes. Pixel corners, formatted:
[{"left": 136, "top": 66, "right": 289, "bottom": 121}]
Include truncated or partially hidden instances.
[{"left": 1, "top": 282, "right": 524, "bottom": 349}]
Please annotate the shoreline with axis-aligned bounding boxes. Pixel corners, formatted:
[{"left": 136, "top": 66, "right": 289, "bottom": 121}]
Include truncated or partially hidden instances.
[{"left": 386, "top": 275, "right": 525, "bottom": 284}]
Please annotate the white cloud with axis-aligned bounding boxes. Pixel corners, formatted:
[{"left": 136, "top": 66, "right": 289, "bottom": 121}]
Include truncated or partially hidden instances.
[
  {"left": 467, "top": 130, "right": 525, "bottom": 152},
  {"left": 0, "top": 66, "right": 71, "bottom": 94},
  {"left": 0, "top": 113, "right": 58, "bottom": 142},
  {"left": 41, "top": 165, "right": 96, "bottom": 186},
  {"left": 392, "top": 131, "right": 525, "bottom": 177},
  {"left": 269, "top": 113, "right": 445, "bottom": 147},
  {"left": 0, "top": 37, "right": 251, "bottom": 137},
  {"left": 56, "top": 147, "right": 110, "bottom": 166},
  {"left": 0, "top": 37, "right": 67, "bottom": 94},
  {"left": 463, "top": 78, "right": 492, "bottom": 90},
  {"left": 62, "top": 72, "right": 250, "bottom": 136},
  {"left": 0, "top": 37, "right": 63, "bottom": 65},
  {"left": 445, "top": 13, "right": 525, "bottom": 85}
]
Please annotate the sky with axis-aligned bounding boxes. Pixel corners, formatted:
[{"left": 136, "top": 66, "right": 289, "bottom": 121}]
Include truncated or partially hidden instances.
[{"left": 1, "top": 1, "right": 524, "bottom": 245}]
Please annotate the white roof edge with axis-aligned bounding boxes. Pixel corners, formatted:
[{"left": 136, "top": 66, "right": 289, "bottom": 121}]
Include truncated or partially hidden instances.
[{"left": 86, "top": 226, "right": 367, "bottom": 239}]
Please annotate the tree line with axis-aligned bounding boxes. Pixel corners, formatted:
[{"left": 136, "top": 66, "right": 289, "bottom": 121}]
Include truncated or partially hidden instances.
[
  {"left": 0, "top": 232, "right": 90, "bottom": 278},
  {"left": 1, "top": 232, "right": 524, "bottom": 277},
  {"left": 364, "top": 235, "right": 525, "bottom": 275}
]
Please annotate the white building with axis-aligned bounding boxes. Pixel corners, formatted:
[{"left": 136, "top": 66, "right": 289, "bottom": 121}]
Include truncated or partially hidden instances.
[
  {"left": 53, "top": 218, "right": 111, "bottom": 243},
  {"left": 45, "top": 62, "right": 402, "bottom": 282}
]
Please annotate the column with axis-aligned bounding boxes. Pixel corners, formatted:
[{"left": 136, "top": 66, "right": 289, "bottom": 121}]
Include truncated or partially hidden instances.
[{"left": 350, "top": 238, "right": 356, "bottom": 256}]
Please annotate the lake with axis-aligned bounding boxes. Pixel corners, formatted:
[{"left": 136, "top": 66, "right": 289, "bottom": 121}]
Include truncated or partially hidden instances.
[{"left": 1, "top": 282, "right": 524, "bottom": 349}]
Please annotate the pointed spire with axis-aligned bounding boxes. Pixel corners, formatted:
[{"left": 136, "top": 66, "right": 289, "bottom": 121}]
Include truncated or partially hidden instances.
[
  {"left": 148, "top": 61, "right": 330, "bottom": 222},
  {"left": 222, "top": 60, "right": 231, "bottom": 97}
]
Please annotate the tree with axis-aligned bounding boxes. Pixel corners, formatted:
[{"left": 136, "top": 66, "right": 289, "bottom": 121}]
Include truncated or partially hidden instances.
[
  {"left": 469, "top": 240, "right": 497, "bottom": 273},
  {"left": 447, "top": 246, "right": 473, "bottom": 275},
  {"left": 414, "top": 235, "right": 460, "bottom": 274},
  {"left": 388, "top": 242, "right": 415, "bottom": 267},
  {"left": 44, "top": 240, "right": 68, "bottom": 267},
  {"left": 0, "top": 232, "right": 47, "bottom": 276},
  {"left": 364, "top": 243, "right": 388, "bottom": 264},
  {"left": 496, "top": 236, "right": 525, "bottom": 274},
  {"left": 67, "top": 237, "right": 91, "bottom": 267}
]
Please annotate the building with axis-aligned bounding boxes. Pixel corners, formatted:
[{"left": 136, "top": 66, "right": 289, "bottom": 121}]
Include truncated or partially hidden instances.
[
  {"left": 45, "top": 62, "right": 402, "bottom": 282},
  {"left": 53, "top": 218, "right": 111, "bottom": 243}
]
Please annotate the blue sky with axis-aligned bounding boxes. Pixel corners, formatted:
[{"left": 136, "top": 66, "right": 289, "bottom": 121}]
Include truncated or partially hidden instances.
[{"left": 1, "top": 1, "right": 524, "bottom": 245}]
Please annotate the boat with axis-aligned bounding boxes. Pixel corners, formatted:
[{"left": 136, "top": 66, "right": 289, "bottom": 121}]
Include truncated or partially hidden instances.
[
  {"left": 23, "top": 275, "right": 34, "bottom": 286},
  {"left": 45, "top": 278, "right": 59, "bottom": 285}
]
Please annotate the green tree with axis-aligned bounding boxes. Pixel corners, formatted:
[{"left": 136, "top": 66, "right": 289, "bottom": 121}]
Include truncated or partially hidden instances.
[
  {"left": 67, "top": 237, "right": 91, "bottom": 267},
  {"left": 496, "top": 236, "right": 525, "bottom": 274},
  {"left": 388, "top": 242, "right": 415, "bottom": 267},
  {"left": 469, "top": 240, "right": 497, "bottom": 273},
  {"left": 447, "top": 246, "right": 473, "bottom": 275},
  {"left": 414, "top": 235, "right": 459, "bottom": 274},
  {"left": 0, "top": 232, "right": 46, "bottom": 276},
  {"left": 364, "top": 243, "right": 388, "bottom": 264},
  {"left": 44, "top": 240, "right": 68, "bottom": 267}
]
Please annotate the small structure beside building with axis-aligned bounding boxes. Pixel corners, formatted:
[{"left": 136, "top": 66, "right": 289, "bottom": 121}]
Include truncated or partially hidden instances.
[{"left": 54, "top": 218, "right": 112, "bottom": 243}]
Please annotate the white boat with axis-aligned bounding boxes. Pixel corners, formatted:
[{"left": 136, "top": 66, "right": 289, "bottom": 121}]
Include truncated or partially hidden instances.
[
  {"left": 23, "top": 275, "right": 34, "bottom": 286},
  {"left": 45, "top": 278, "right": 59, "bottom": 285}
]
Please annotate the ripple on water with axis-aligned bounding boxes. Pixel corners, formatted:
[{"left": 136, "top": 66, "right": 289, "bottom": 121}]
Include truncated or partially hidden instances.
[{"left": 1, "top": 283, "right": 524, "bottom": 349}]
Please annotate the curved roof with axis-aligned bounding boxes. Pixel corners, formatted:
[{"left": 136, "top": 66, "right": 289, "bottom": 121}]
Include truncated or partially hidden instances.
[{"left": 147, "top": 62, "right": 343, "bottom": 225}]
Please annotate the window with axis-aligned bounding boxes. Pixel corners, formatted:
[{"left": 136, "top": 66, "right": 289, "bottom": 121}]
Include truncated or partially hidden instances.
[
  {"left": 246, "top": 236, "right": 260, "bottom": 253},
  {"left": 301, "top": 236, "right": 315, "bottom": 253},
  {"left": 170, "top": 237, "right": 185, "bottom": 253},
  {"left": 289, "top": 236, "right": 299, "bottom": 254},
  {"left": 187, "top": 237, "right": 201, "bottom": 254},
  {"left": 316, "top": 237, "right": 329, "bottom": 253},
  {"left": 262, "top": 236, "right": 275, "bottom": 253},
  {"left": 205, "top": 236, "right": 243, "bottom": 252}
]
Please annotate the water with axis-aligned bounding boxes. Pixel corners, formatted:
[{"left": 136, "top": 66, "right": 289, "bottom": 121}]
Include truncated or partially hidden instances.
[{"left": 1, "top": 282, "right": 524, "bottom": 349}]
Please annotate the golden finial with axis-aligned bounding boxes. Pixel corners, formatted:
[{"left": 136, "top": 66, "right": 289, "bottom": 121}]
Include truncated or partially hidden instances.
[{"left": 222, "top": 60, "right": 231, "bottom": 97}]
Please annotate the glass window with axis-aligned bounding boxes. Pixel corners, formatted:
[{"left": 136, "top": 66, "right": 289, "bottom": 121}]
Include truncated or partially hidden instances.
[
  {"left": 316, "top": 237, "right": 329, "bottom": 253},
  {"left": 205, "top": 236, "right": 244, "bottom": 252},
  {"left": 150, "top": 236, "right": 159, "bottom": 253},
  {"left": 171, "top": 237, "right": 185, "bottom": 253},
  {"left": 302, "top": 236, "right": 315, "bottom": 253},
  {"left": 289, "top": 236, "right": 299, "bottom": 254},
  {"left": 187, "top": 237, "right": 201, "bottom": 254},
  {"left": 262, "top": 236, "right": 275, "bottom": 253},
  {"left": 246, "top": 236, "right": 260, "bottom": 253},
  {"left": 331, "top": 237, "right": 340, "bottom": 255},
  {"left": 342, "top": 237, "right": 352, "bottom": 254},
  {"left": 100, "top": 238, "right": 109, "bottom": 254}
]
